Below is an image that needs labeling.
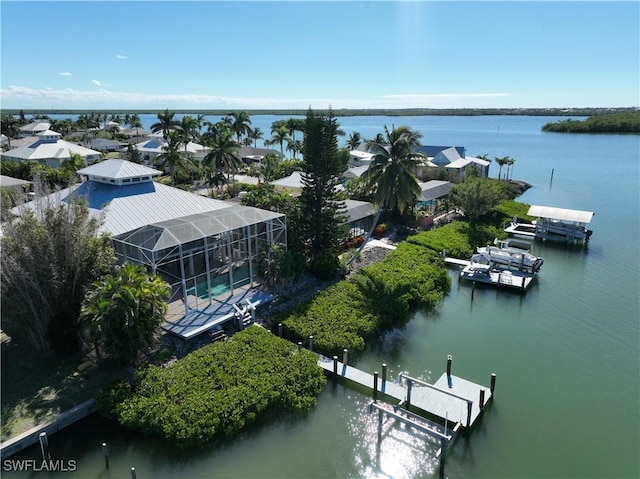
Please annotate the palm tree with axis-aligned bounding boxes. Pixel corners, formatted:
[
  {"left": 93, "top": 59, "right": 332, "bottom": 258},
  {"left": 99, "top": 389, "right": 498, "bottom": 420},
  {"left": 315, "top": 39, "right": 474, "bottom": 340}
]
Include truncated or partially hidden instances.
[
  {"left": 347, "top": 125, "right": 423, "bottom": 267},
  {"left": 286, "top": 139, "right": 302, "bottom": 159},
  {"left": 494, "top": 156, "right": 508, "bottom": 179},
  {"left": 81, "top": 263, "right": 170, "bottom": 365},
  {"left": 361, "top": 125, "right": 424, "bottom": 215},
  {"left": 505, "top": 157, "right": 516, "bottom": 180},
  {"left": 178, "top": 115, "right": 201, "bottom": 155},
  {"left": 229, "top": 111, "right": 252, "bottom": 143},
  {"left": 248, "top": 127, "right": 264, "bottom": 148},
  {"left": 130, "top": 113, "right": 143, "bottom": 137},
  {"left": 151, "top": 109, "right": 180, "bottom": 140},
  {"left": 267, "top": 125, "right": 291, "bottom": 155},
  {"left": 285, "top": 117, "right": 305, "bottom": 142},
  {"left": 1, "top": 114, "right": 21, "bottom": 149},
  {"left": 347, "top": 131, "right": 362, "bottom": 150},
  {"left": 202, "top": 130, "right": 243, "bottom": 184},
  {"left": 156, "top": 130, "right": 186, "bottom": 186}
]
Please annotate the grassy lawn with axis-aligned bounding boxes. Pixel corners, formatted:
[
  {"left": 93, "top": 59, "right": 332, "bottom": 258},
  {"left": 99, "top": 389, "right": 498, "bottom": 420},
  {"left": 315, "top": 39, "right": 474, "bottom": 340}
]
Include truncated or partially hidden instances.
[{"left": 0, "top": 331, "right": 125, "bottom": 442}]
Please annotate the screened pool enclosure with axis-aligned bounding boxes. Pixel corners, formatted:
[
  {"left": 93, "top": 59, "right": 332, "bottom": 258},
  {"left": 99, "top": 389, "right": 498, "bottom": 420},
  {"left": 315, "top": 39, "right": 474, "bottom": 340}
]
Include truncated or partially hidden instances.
[{"left": 112, "top": 205, "right": 286, "bottom": 314}]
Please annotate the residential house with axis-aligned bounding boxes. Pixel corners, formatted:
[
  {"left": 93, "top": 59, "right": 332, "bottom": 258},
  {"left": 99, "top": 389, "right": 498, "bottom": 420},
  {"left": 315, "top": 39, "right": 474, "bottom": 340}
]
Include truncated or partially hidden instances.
[{"left": 1, "top": 130, "right": 102, "bottom": 167}]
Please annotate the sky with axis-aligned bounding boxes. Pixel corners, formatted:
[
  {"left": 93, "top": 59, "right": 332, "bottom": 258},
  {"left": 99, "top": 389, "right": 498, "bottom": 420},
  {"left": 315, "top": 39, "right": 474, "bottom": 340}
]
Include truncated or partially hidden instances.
[{"left": 1, "top": 1, "right": 638, "bottom": 110}]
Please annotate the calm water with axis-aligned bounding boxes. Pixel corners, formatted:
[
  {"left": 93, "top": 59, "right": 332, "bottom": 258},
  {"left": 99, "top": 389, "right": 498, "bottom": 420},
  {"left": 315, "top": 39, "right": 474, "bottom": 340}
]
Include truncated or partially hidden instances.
[{"left": 8, "top": 115, "right": 639, "bottom": 478}]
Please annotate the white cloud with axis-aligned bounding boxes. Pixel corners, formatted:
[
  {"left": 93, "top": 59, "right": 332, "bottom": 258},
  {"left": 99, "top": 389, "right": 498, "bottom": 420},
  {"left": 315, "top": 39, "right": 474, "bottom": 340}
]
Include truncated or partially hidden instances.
[
  {"left": 116, "top": 54, "right": 127, "bottom": 60},
  {"left": 0, "top": 85, "right": 519, "bottom": 110},
  {"left": 58, "top": 72, "right": 72, "bottom": 76}
]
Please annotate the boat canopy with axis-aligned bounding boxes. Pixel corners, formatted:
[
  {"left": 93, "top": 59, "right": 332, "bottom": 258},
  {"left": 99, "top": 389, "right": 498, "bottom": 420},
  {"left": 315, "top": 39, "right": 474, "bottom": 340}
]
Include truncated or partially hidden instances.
[{"left": 527, "top": 205, "right": 594, "bottom": 224}]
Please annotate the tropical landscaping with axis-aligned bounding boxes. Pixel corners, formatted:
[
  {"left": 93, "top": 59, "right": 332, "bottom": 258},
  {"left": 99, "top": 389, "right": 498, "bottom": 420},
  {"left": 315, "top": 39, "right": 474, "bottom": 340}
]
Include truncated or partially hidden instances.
[{"left": 1, "top": 108, "right": 530, "bottom": 447}]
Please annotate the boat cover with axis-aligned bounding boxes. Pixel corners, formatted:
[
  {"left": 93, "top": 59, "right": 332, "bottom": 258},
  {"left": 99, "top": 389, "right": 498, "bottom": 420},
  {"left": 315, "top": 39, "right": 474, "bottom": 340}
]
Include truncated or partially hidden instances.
[{"left": 527, "top": 205, "right": 594, "bottom": 224}]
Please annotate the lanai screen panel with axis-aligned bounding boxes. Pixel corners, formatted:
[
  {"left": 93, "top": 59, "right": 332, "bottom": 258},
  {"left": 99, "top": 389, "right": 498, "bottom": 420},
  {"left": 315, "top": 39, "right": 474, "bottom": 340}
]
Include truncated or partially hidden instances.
[{"left": 112, "top": 206, "right": 287, "bottom": 307}]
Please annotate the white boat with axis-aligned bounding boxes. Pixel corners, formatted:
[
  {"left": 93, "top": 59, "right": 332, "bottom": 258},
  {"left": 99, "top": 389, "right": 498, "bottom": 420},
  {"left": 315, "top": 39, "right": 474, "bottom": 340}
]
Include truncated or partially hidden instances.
[{"left": 477, "top": 239, "right": 544, "bottom": 274}]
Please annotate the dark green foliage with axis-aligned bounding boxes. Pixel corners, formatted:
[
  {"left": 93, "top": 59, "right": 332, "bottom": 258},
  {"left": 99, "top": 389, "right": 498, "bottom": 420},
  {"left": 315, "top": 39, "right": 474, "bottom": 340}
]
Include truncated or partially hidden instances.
[
  {"left": 407, "top": 220, "right": 505, "bottom": 258},
  {"left": 1, "top": 196, "right": 115, "bottom": 353},
  {"left": 542, "top": 111, "right": 640, "bottom": 133},
  {"left": 310, "top": 249, "right": 340, "bottom": 281},
  {"left": 493, "top": 200, "right": 534, "bottom": 223},
  {"left": 299, "top": 108, "right": 347, "bottom": 277},
  {"left": 81, "top": 263, "right": 171, "bottom": 365},
  {"left": 97, "top": 327, "right": 326, "bottom": 448},
  {"left": 1, "top": 159, "right": 76, "bottom": 189},
  {"left": 280, "top": 242, "right": 450, "bottom": 357},
  {"left": 450, "top": 177, "right": 506, "bottom": 222}
]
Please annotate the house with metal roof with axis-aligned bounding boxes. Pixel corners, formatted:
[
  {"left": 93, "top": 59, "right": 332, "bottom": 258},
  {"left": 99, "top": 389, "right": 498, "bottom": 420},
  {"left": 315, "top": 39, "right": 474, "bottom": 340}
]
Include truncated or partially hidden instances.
[
  {"left": 1, "top": 130, "right": 101, "bottom": 167},
  {"left": 417, "top": 180, "right": 454, "bottom": 207},
  {"left": 133, "top": 137, "right": 210, "bottom": 165},
  {"left": 19, "top": 121, "right": 51, "bottom": 138},
  {"left": 13, "top": 159, "right": 287, "bottom": 337}
]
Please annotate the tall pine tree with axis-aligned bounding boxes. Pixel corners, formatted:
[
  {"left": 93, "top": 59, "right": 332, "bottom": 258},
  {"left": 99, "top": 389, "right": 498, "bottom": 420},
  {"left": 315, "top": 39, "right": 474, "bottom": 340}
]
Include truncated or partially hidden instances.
[{"left": 299, "top": 108, "right": 347, "bottom": 279}]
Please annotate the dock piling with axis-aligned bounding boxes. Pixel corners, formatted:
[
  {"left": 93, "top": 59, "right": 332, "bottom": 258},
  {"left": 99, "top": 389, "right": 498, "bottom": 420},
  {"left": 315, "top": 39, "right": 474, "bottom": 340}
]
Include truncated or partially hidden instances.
[
  {"left": 308, "top": 335, "right": 313, "bottom": 351},
  {"left": 446, "top": 355, "right": 452, "bottom": 377},
  {"left": 406, "top": 379, "right": 412, "bottom": 408},
  {"left": 373, "top": 372, "right": 379, "bottom": 401},
  {"left": 382, "top": 363, "right": 387, "bottom": 384},
  {"left": 479, "top": 389, "right": 486, "bottom": 411},
  {"left": 332, "top": 356, "right": 338, "bottom": 376},
  {"left": 131, "top": 467, "right": 137, "bottom": 479},
  {"left": 297, "top": 341, "right": 302, "bottom": 350},
  {"left": 102, "top": 442, "right": 109, "bottom": 469},
  {"left": 490, "top": 373, "right": 496, "bottom": 395},
  {"left": 277, "top": 323, "right": 282, "bottom": 337},
  {"left": 39, "top": 432, "right": 50, "bottom": 461},
  {"left": 343, "top": 348, "right": 348, "bottom": 365}
]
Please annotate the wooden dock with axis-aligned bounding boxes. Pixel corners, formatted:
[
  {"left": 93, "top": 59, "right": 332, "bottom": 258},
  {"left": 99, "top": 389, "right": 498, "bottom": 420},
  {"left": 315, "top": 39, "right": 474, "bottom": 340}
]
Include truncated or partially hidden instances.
[{"left": 316, "top": 354, "right": 493, "bottom": 428}]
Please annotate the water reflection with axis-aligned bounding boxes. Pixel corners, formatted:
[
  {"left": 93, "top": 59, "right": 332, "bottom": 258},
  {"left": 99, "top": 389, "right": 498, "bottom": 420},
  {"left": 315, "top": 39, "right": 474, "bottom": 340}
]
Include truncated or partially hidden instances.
[{"left": 349, "top": 396, "right": 440, "bottom": 479}]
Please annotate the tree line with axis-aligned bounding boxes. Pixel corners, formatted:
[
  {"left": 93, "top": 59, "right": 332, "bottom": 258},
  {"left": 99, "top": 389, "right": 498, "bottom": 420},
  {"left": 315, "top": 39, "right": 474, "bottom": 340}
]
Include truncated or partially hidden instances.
[{"left": 542, "top": 111, "right": 640, "bottom": 133}]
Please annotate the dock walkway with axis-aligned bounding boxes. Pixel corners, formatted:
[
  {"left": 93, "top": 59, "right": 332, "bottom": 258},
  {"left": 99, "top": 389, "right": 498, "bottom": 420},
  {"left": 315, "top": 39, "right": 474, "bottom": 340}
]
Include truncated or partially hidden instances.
[{"left": 316, "top": 354, "right": 493, "bottom": 428}]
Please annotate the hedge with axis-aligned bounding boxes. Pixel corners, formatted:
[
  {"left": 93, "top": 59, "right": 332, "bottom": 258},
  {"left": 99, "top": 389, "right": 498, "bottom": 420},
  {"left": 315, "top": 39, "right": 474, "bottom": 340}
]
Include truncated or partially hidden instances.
[
  {"left": 97, "top": 326, "right": 326, "bottom": 449},
  {"left": 280, "top": 242, "right": 451, "bottom": 357}
]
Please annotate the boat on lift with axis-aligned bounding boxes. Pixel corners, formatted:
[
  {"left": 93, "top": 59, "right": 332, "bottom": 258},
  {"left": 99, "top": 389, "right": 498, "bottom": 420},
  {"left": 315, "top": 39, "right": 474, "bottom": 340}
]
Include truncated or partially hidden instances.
[{"left": 477, "top": 238, "right": 544, "bottom": 274}]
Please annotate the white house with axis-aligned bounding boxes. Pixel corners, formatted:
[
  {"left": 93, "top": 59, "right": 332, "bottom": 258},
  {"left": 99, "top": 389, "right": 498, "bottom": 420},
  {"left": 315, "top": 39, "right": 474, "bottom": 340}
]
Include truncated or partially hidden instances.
[
  {"left": 19, "top": 121, "right": 51, "bottom": 138},
  {"left": 1, "top": 130, "right": 102, "bottom": 167}
]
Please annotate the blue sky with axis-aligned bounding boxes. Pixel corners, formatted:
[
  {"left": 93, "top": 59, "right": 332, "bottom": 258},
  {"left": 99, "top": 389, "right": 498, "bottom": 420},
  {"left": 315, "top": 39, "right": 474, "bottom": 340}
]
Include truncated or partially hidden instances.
[{"left": 1, "top": 1, "right": 638, "bottom": 110}]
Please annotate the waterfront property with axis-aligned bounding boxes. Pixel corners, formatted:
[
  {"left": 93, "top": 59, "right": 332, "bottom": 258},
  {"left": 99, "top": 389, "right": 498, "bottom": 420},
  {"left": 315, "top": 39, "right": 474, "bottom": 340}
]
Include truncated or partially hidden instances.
[{"left": 12, "top": 159, "right": 287, "bottom": 325}]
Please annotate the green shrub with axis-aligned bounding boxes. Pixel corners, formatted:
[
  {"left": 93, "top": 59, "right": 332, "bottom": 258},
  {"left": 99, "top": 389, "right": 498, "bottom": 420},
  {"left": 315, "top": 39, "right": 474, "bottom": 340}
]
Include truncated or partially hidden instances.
[
  {"left": 97, "top": 327, "right": 326, "bottom": 449},
  {"left": 280, "top": 242, "right": 450, "bottom": 357},
  {"left": 407, "top": 220, "right": 504, "bottom": 258}
]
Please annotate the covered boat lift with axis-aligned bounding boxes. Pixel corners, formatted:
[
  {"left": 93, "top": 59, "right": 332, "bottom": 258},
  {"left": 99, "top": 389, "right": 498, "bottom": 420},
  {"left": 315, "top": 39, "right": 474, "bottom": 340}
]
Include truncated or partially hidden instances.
[{"left": 506, "top": 205, "right": 594, "bottom": 243}]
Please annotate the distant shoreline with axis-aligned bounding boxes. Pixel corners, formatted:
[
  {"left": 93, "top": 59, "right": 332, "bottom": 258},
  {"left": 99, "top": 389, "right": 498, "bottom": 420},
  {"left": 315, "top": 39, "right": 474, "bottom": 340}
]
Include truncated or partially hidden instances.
[{"left": 2, "top": 107, "right": 637, "bottom": 117}]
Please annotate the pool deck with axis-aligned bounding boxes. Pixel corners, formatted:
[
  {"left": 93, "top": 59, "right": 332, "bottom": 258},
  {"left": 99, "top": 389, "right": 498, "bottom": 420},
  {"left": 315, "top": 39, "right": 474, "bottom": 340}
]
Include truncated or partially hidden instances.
[{"left": 162, "top": 287, "right": 275, "bottom": 339}]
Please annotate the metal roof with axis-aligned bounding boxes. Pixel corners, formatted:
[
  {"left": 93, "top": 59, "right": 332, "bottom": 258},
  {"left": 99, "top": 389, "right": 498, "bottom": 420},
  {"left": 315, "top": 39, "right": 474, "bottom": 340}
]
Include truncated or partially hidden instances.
[
  {"left": 0, "top": 175, "right": 30, "bottom": 187},
  {"left": 1, "top": 139, "right": 101, "bottom": 161},
  {"left": 271, "top": 171, "right": 304, "bottom": 188},
  {"left": 342, "top": 200, "right": 376, "bottom": 223},
  {"left": 343, "top": 165, "right": 369, "bottom": 179},
  {"left": 119, "top": 205, "right": 285, "bottom": 251},
  {"left": 527, "top": 205, "right": 594, "bottom": 224},
  {"left": 13, "top": 180, "right": 234, "bottom": 237},
  {"left": 77, "top": 159, "right": 161, "bottom": 179},
  {"left": 418, "top": 180, "right": 453, "bottom": 201}
]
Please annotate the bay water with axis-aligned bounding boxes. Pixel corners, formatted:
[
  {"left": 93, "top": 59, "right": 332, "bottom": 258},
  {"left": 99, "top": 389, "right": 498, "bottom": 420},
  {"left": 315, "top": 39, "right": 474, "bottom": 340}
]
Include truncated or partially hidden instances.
[{"left": 7, "top": 115, "right": 639, "bottom": 478}]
